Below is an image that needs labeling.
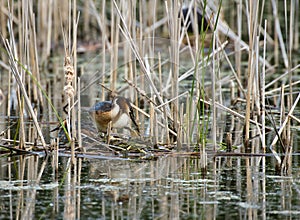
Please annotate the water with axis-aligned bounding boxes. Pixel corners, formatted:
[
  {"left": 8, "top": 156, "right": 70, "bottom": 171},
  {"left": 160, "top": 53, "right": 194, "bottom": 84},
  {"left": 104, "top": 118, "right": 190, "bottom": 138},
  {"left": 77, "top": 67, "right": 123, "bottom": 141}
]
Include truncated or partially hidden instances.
[
  {"left": 1, "top": 152, "right": 300, "bottom": 219},
  {"left": 1, "top": 2, "right": 300, "bottom": 218}
]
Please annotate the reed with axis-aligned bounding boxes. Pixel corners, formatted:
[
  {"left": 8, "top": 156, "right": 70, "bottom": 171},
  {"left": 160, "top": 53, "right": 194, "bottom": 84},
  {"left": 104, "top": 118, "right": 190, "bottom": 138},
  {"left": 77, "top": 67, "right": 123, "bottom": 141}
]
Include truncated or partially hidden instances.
[
  {"left": 61, "top": 0, "right": 80, "bottom": 165},
  {"left": 2, "top": 21, "right": 47, "bottom": 153},
  {"left": 0, "top": 0, "right": 299, "bottom": 176}
]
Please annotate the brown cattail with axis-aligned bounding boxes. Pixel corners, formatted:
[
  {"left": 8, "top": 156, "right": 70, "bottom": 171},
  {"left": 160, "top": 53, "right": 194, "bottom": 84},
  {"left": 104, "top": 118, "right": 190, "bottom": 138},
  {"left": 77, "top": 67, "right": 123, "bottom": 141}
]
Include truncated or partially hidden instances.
[{"left": 64, "top": 56, "right": 75, "bottom": 97}]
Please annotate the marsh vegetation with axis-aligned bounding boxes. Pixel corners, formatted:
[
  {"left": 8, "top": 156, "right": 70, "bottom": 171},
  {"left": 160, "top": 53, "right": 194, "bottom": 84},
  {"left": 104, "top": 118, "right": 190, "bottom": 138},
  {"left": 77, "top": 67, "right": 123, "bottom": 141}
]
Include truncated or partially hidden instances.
[{"left": 0, "top": 0, "right": 299, "bottom": 219}]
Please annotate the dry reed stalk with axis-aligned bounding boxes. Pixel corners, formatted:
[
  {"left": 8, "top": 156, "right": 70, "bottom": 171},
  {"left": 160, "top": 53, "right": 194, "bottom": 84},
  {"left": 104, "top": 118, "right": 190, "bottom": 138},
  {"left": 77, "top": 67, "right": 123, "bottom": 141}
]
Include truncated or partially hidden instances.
[
  {"left": 181, "top": 95, "right": 190, "bottom": 145},
  {"left": 113, "top": 0, "right": 165, "bottom": 107},
  {"left": 162, "top": 41, "right": 228, "bottom": 93},
  {"left": 211, "top": 27, "right": 217, "bottom": 150},
  {"left": 0, "top": 12, "right": 9, "bottom": 126},
  {"left": 121, "top": 1, "right": 135, "bottom": 100},
  {"left": 281, "top": 89, "right": 291, "bottom": 174},
  {"left": 0, "top": 0, "right": 7, "bottom": 39},
  {"left": 89, "top": 0, "right": 110, "bottom": 99},
  {"left": 260, "top": 20, "right": 267, "bottom": 151},
  {"left": 16, "top": 89, "right": 25, "bottom": 149},
  {"left": 129, "top": 101, "right": 177, "bottom": 139},
  {"left": 206, "top": 3, "right": 271, "bottom": 69},
  {"left": 155, "top": 91, "right": 189, "bottom": 110},
  {"left": 72, "top": 0, "right": 79, "bottom": 164},
  {"left": 149, "top": 101, "right": 155, "bottom": 142},
  {"left": 281, "top": 144, "right": 292, "bottom": 175},
  {"left": 138, "top": 0, "right": 144, "bottom": 49},
  {"left": 167, "top": 0, "right": 180, "bottom": 147},
  {"left": 178, "top": 1, "right": 193, "bottom": 51},
  {"left": 253, "top": 35, "right": 261, "bottom": 155},
  {"left": 200, "top": 96, "right": 273, "bottom": 132},
  {"left": 265, "top": 64, "right": 300, "bottom": 89},
  {"left": 189, "top": 98, "right": 198, "bottom": 144},
  {"left": 158, "top": 52, "right": 170, "bottom": 144},
  {"left": 83, "top": 0, "right": 90, "bottom": 41},
  {"left": 179, "top": 103, "right": 185, "bottom": 147},
  {"left": 30, "top": 16, "right": 43, "bottom": 113},
  {"left": 2, "top": 15, "right": 47, "bottom": 151},
  {"left": 280, "top": 85, "right": 285, "bottom": 128},
  {"left": 295, "top": 0, "right": 299, "bottom": 49},
  {"left": 271, "top": 0, "right": 288, "bottom": 68},
  {"left": 235, "top": 0, "right": 242, "bottom": 96},
  {"left": 131, "top": 0, "right": 139, "bottom": 113},
  {"left": 277, "top": 86, "right": 288, "bottom": 173},
  {"left": 269, "top": 92, "right": 300, "bottom": 165},
  {"left": 77, "top": 77, "right": 83, "bottom": 152},
  {"left": 244, "top": 0, "right": 259, "bottom": 150},
  {"left": 110, "top": 1, "right": 120, "bottom": 93},
  {"left": 15, "top": 0, "right": 25, "bottom": 150},
  {"left": 185, "top": 95, "right": 190, "bottom": 146},
  {"left": 286, "top": 0, "right": 295, "bottom": 153},
  {"left": 288, "top": 0, "right": 295, "bottom": 55},
  {"left": 27, "top": 4, "right": 45, "bottom": 149},
  {"left": 45, "top": 0, "right": 52, "bottom": 64},
  {"left": 101, "top": 0, "right": 108, "bottom": 101},
  {"left": 36, "top": 1, "right": 52, "bottom": 64},
  {"left": 193, "top": 1, "right": 200, "bottom": 50},
  {"left": 289, "top": 114, "right": 300, "bottom": 124},
  {"left": 76, "top": 158, "right": 83, "bottom": 219},
  {"left": 61, "top": 0, "right": 79, "bottom": 165},
  {"left": 229, "top": 80, "right": 235, "bottom": 105},
  {"left": 149, "top": 0, "right": 158, "bottom": 59}
]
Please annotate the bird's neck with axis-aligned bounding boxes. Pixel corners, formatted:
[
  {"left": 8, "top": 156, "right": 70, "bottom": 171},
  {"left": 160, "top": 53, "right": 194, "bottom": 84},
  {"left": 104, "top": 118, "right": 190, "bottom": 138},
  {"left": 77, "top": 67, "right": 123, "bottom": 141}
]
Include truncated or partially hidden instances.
[{"left": 110, "top": 102, "right": 120, "bottom": 118}]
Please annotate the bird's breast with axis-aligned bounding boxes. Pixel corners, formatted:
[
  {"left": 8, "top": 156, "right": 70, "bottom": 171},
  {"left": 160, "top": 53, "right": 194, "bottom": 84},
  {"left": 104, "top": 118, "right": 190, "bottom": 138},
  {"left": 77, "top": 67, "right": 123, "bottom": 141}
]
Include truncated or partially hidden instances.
[{"left": 112, "top": 113, "right": 130, "bottom": 128}]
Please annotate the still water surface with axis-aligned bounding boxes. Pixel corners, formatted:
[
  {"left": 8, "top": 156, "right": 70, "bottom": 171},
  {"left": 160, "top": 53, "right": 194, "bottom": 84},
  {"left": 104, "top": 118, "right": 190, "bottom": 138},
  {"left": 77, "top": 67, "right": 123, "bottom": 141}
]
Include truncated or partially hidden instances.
[{"left": 1, "top": 151, "right": 300, "bottom": 219}]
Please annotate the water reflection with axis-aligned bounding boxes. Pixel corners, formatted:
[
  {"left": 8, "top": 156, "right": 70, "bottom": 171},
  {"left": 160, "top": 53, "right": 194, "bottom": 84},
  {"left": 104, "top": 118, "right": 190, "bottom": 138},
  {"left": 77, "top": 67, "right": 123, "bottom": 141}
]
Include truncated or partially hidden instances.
[{"left": 0, "top": 154, "right": 300, "bottom": 219}]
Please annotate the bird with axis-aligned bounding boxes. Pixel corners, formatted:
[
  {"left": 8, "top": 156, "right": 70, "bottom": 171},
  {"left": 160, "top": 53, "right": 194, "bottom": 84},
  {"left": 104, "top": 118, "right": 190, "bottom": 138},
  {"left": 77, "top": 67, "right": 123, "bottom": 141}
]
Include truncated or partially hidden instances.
[{"left": 89, "top": 96, "right": 140, "bottom": 135}]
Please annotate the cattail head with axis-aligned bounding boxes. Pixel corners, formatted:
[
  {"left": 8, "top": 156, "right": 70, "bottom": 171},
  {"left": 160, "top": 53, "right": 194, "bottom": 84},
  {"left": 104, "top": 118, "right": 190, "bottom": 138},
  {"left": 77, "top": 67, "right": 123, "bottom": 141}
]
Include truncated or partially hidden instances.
[{"left": 64, "top": 56, "right": 75, "bottom": 97}]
